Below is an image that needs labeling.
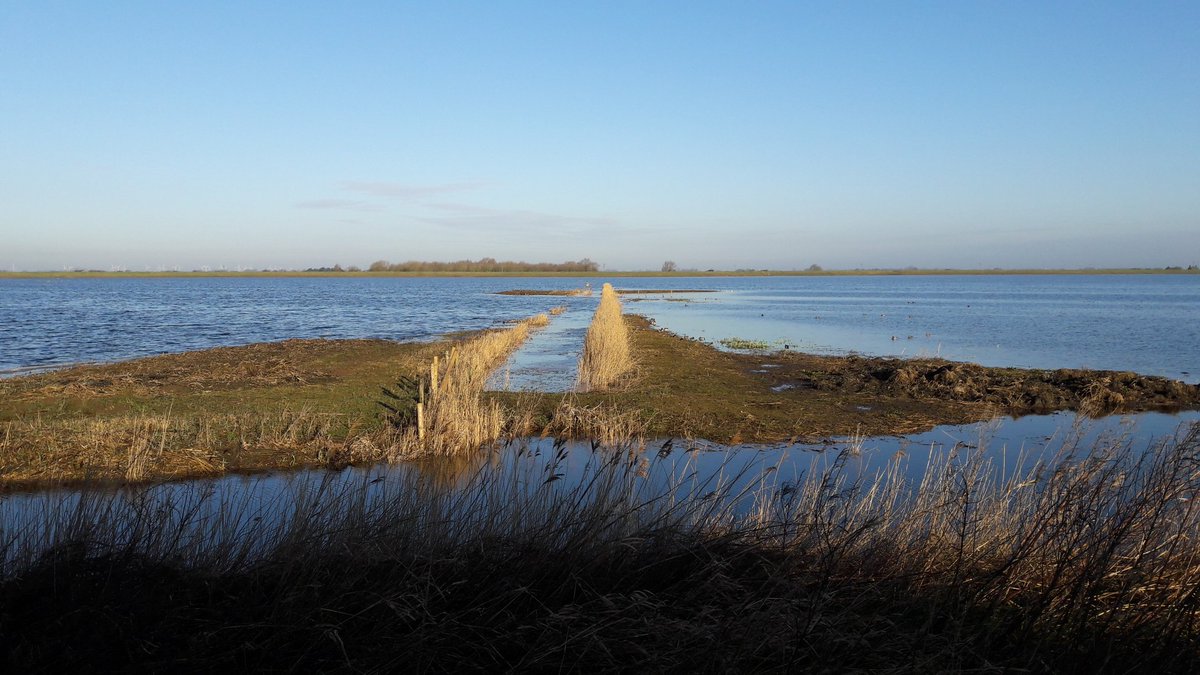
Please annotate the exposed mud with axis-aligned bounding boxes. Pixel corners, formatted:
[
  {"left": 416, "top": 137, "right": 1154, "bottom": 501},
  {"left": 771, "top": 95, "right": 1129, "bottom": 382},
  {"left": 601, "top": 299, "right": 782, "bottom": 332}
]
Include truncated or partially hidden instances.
[{"left": 756, "top": 352, "right": 1200, "bottom": 418}]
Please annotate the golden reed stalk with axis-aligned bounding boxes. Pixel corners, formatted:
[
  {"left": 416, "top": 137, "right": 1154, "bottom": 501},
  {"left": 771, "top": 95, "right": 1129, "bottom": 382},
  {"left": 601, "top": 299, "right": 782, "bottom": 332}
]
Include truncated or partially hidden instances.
[
  {"left": 400, "top": 313, "right": 550, "bottom": 457},
  {"left": 577, "top": 283, "right": 632, "bottom": 391}
]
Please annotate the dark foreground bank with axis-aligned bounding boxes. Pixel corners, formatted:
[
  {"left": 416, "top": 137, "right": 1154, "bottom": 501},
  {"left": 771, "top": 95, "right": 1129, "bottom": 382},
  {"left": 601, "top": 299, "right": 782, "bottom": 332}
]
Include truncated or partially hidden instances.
[{"left": 4, "top": 428, "right": 1200, "bottom": 672}]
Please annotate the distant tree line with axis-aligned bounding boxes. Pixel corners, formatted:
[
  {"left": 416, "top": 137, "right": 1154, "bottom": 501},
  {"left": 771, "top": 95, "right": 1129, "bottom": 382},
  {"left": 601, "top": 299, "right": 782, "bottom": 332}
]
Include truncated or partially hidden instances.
[{"left": 364, "top": 258, "right": 600, "bottom": 273}]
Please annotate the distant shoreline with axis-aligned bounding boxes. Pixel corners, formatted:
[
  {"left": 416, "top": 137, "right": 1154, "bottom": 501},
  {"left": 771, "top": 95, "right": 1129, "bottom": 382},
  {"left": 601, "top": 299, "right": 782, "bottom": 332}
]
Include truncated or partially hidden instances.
[{"left": 1, "top": 268, "right": 1197, "bottom": 279}]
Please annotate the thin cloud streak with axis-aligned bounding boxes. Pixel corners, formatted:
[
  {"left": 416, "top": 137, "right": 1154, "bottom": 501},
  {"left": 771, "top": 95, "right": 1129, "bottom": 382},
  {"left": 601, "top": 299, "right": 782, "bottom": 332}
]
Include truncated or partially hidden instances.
[
  {"left": 295, "top": 199, "right": 384, "bottom": 212},
  {"left": 341, "top": 181, "right": 488, "bottom": 199},
  {"left": 415, "top": 201, "right": 614, "bottom": 234}
]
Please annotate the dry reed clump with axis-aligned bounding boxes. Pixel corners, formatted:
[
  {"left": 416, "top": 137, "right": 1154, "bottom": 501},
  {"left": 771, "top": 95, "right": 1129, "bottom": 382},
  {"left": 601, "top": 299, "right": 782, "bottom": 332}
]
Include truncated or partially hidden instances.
[
  {"left": 4, "top": 426, "right": 1200, "bottom": 671},
  {"left": 577, "top": 283, "right": 633, "bottom": 391},
  {"left": 391, "top": 314, "right": 550, "bottom": 458},
  {"left": 1080, "top": 377, "right": 1128, "bottom": 417},
  {"left": 546, "top": 398, "right": 647, "bottom": 447}
]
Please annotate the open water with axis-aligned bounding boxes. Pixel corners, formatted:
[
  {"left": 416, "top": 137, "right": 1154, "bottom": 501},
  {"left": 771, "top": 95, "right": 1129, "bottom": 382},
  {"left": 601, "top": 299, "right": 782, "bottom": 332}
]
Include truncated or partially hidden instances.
[{"left": 2, "top": 274, "right": 1197, "bottom": 382}]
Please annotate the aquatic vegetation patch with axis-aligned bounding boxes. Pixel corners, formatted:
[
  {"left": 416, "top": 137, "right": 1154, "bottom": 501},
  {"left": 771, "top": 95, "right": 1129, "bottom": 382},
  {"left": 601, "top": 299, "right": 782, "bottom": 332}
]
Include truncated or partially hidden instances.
[{"left": 718, "top": 337, "right": 771, "bottom": 350}]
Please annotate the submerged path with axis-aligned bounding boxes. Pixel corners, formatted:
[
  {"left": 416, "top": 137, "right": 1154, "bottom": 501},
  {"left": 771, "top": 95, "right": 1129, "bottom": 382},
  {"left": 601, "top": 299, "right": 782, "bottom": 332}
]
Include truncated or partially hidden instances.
[{"left": 487, "top": 308, "right": 592, "bottom": 392}]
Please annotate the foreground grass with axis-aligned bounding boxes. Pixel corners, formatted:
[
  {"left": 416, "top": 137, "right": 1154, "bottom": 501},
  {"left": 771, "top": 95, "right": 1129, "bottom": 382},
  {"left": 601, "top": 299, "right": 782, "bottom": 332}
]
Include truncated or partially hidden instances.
[{"left": 3, "top": 427, "right": 1199, "bottom": 671}]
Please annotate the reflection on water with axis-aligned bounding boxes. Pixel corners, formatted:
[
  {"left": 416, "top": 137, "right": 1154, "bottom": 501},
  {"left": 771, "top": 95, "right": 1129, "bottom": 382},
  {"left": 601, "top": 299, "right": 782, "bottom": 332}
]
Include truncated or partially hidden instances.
[{"left": 4, "top": 411, "right": 1196, "bottom": 557}]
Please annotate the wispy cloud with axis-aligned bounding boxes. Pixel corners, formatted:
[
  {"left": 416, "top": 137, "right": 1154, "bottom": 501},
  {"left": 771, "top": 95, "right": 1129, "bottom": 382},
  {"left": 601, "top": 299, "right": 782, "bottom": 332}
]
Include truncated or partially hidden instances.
[
  {"left": 340, "top": 181, "right": 487, "bottom": 199},
  {"left": 295, "top": 199, "right": 383, "bottom": 212},
  {"left": 415, "top": 201, "right": 614, "bottom": 234},
  {"left": 302, "top": 180, "right": 617, "bottom": 237}
]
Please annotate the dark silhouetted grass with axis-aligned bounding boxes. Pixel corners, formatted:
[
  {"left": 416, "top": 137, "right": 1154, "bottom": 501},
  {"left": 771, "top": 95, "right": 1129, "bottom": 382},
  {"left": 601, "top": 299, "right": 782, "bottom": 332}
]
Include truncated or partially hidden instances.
[{"left": 3, "top": 422, "right": 1200, "bottom": 672}]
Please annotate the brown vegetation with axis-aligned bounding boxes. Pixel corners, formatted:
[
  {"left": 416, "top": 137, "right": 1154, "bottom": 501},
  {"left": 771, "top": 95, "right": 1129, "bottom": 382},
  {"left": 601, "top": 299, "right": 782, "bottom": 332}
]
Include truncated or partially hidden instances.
[
  {"left": 577, "top": 283, "right": 634, "bottom": 391},
  {"left": 0, "top": 339, "right": 436, "bottom": 486},
  {"left": 0, "top": 314, "right": 552, "bottom": 484},
  {"left": 755, "top": 350, "right": 1200, "bottom": 417},
  {"left": 388, "top": 314, "right": 548, "bottom": 458}
]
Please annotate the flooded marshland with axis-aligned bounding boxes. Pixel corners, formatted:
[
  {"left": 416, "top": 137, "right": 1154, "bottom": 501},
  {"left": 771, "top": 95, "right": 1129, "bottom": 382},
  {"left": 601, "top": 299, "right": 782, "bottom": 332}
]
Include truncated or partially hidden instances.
[
  {"left": 3, "top": 274, "right": 1200, "bottom": 671},
  {"left": 2, "top": 273, "right": 1197, "bottom": 492},
  {"left": 4, "top": 274, "right": 1197, "bottom": 381}
]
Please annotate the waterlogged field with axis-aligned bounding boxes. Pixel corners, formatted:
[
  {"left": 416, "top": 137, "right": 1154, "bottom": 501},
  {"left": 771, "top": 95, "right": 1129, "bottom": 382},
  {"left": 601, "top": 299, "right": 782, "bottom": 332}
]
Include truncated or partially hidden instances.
[
  {"left": 3, "top": 274, "right": 1198, "bottom": 381},
  {"left": 3, "top": 274, "right": 1200, "bottom": 669},
  {"left": 618, "top": 274, "right": 1200, "bottom": 383}
]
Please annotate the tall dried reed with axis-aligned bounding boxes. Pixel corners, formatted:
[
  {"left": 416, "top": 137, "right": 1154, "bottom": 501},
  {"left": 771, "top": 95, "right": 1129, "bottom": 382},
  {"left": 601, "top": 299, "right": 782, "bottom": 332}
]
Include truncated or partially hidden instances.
[
  {"left": 0, "top": 410, "right": 361, "bottom": 483},
  {"left": 3, "top": 425, "right": 1199, "bottom": 670},
  {"left": 396, "top": 314, "right": 549, "bottom": 457},
  {"left": 577, "top": 282, "right": 632, "bottom": 390}
]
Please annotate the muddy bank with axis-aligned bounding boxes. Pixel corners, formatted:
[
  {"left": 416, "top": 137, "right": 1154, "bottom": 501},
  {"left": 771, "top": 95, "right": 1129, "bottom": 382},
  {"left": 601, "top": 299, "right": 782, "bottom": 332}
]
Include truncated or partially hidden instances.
[{"left": 756, "top": 351, "right": 1200, "bottom": 418}]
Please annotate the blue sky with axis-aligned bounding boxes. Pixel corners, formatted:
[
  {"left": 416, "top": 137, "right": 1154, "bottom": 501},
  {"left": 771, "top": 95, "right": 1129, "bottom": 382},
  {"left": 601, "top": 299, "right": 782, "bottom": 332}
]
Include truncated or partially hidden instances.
[{"left": 2, "top": 1, "right": 1197, "bottom": 271}]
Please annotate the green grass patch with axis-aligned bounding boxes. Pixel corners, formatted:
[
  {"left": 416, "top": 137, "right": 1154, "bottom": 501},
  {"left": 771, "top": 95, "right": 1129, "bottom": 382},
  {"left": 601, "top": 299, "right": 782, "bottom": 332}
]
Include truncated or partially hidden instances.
[{"left": 718, "top": 337, "right": 771, "bottom": 350}]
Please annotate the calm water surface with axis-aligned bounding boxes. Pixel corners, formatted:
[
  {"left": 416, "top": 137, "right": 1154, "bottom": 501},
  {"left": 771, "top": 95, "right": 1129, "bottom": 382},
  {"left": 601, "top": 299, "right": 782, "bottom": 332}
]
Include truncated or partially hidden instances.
[
  {"left": 5, "top": 411, "right": 1197, "bottom": 548},
  {"left": 620, "top": 274, "right": 1200, "bottom": 383},
  {"left": 2, "top": 275, "right": 1197, "bottom": 383}
]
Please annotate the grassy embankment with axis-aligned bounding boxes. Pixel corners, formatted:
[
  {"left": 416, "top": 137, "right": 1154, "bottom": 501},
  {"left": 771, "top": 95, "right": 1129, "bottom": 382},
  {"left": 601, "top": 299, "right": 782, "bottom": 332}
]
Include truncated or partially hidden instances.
[
  {"left": 0, "top": 314, "right": 551, "bottom": 486},
  {"left": 3, "top": 425, "right": 1200, "bottom": 671}
]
